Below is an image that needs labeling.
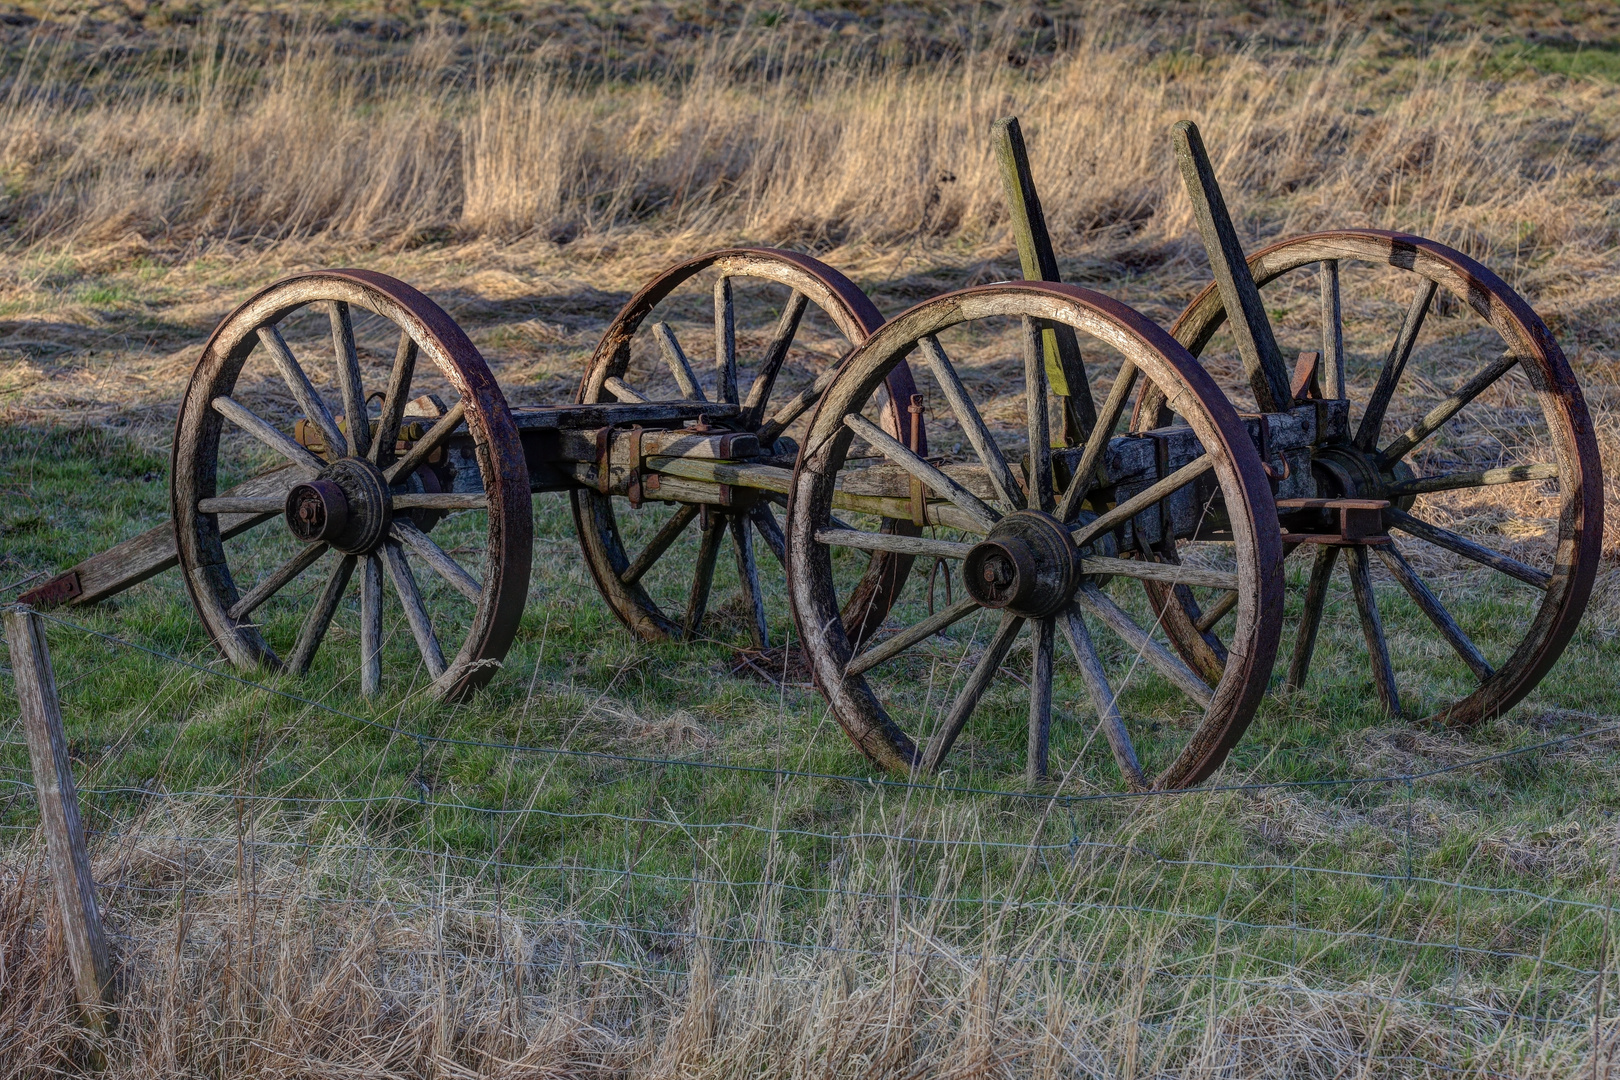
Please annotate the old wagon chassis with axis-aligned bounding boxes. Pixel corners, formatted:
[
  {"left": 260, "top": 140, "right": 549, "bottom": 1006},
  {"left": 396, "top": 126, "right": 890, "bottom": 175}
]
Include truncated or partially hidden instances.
[
  {"left": 24, "top": 394, "right": 1337, "bottom": 610},
  {"left": 14, "top": 117, "right": 1596, "bottom": 793}
]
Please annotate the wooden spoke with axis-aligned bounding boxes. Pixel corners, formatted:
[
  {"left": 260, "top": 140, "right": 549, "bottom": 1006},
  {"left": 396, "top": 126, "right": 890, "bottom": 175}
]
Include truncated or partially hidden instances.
[
  {"left": 729, "top": 514, "right": 769, "bottom": 649},
  {"left": 1384, "top": 462, "right": 1558, "bottom": 498},
  {"left": 1027, "top": 616, "right": 1055, "bottom": 783},
  {"left": 1385, "top": 507, "right": 1551, "bottom": 590},
  {"left": 916, "top": 335, "right": 1024, "bottom": 511},
  {"left": 329, "top": 301, "right": 369, "bottom": 456},
  {"left": 621, "top": 503, "right": 700, "bottom": 587},
  {"left": 714, "top": 276, "right": 738, "bottom": 404},
  {"left": 742, "top": 291, "right": 809, "bottom": 425},
  {"left": 1194, "top": 589, "right": 1239, "bottom": 634},
  {"left": 1376, "top": 541, "right": 1493, "bottom": 682},
  {"left": 212, "top": 396, "right": 324, "bottom": 474},
  {"left": 258, "top": 324, "right": 344, "bottom": 453},
  {"left": 1345, "top": 546, "right": 1400, "bottom": 717},
  {"left": 360, "top": 553, "right": 383, "bottom": 697},
  {"left": 1379, "top": 352, "right": 1519, "bottom": 467},
  {"left": 682, "top": 511, "right": 729, "bottom": 641},
  {"left": 390, "top": 493, "right": 488, "bottom": 510},
  {"left": 199, "top": 497, "right": 285, "bottom": 514},
  {"left": 653, "top": 322, "right": 707, "bottom": 402},
  {"left": 758, "top": 366, "right": 838, "bottom": 445},
  {"left": 1071, "top": 454, "right": 1213, "bottom": 549},
  {"left": 370, "top": 331, "right": 418, "bottom": 464},
  {"left": 1082, "top": 556, "right": 1237, "bottom": 592},
  {"left": 288, "top": 554, "right": 355, "bottom": 676},
  {"left": 921, "top": 611, "right": 1025, "bottom": 772},
  {"left": 1284, "top": 545, "right": 1339, "bottom": 691},
  {"left": 603, "top": 376, "right": 648, "bottom": 404},
  {"left": 1319, "top": 260, "right": 1345, "bottom": 400},
  {"left": 1056, "top": 362, "right": 1138, "bottom": 522},
  {"left": 1023, "top": 316, "right": 1054, "bottom": 512},
  {"left": 390, "top": 519, "right": 483, "bottom": 601},
  {"left": 750, "top": 503, "right": 786, "bottom": 569},
  {"left": 846, "top": 597, "right": 979, "bottom": 678},
  {"left": 228, "top": 542, "right": 329, "bottom": 621},
  {"left": 383, "top": 399, "right": 467, "bottom": 484},
  {"left": 1355, "top": 279, "right": 1436, "bottom": 451},
  {"left": 842, "top": 413, "right": 999, "bottom": 532},
  {"left": 815, "top": 529, "right": 971, "bottom": 560},
  {"left": 1058, "top": 604, "right": 1145, "bottom": 790},
  {"left": 382, "top": 540, "right": 446, "bottom": 679},
  {"left": 1073, "top": 583, "right": 1213, "bottom": 708}
]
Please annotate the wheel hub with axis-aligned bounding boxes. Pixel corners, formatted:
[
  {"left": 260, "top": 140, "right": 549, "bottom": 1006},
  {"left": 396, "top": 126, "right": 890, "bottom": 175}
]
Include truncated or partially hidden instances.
[
  {"left": 963, "top": 510, "right": 1080, "bottom": 618},
  {"left": 284, "top": 457, "right": 391, "bottom": 553},
  {"left": 1312, "top": 443, "right": 1418, "bottom": 511}
]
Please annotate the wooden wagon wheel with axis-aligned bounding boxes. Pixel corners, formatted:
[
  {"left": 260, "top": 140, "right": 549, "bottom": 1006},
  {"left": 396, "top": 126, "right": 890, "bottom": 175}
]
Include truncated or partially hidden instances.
[
  {"left": 787, "top": 281, "right": 1283, "bottom": 790},
  {"left": 173, "top": 270, "right": 532, "bottom": 701},
  {"left": 1145, "top": 230, "right": 1602, "bottom": 727},
  {"left": 574, "top": 248, "right": 923, "bottom": 651}
]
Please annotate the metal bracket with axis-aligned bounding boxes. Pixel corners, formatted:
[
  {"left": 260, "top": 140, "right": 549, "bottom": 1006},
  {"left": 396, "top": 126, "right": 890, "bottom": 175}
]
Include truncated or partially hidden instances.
[
  {"left": 908, "top": 395, "right": 927, "bottom": 527},
  {"left": 1277, "top": 497, "right": 1391, "bottom": 545},
  {"left": 625, "top": 425, "right": 646, "bottom": 508},
  {"left": 595, "top": 423, "right": 615, "bottom": 495},
  {"left": 18, "top": 570, "right": 82, "bottom": 608}
]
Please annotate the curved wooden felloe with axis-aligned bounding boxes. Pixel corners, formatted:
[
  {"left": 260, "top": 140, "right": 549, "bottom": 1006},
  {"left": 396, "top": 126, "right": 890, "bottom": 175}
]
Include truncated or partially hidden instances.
[
  {"left": 1154, "top": 229, "right": 1601, "bottom": 728},
  {"left": 572, "top": 248, "right": 923, "bottom": 649},
  {"left": 172, "top": 270, "right": 532, "bottom": 701},
  {"left": 788, "top": 281, "right": 1283, "bottom": 790}
]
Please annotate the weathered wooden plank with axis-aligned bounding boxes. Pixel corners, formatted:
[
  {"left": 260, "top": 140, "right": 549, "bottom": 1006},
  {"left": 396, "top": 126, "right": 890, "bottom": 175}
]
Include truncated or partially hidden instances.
[
  {"left": 1058, "top": 604, "right": 1145, "bottom": 790},
  {"left": 991, "top": 115, "right": 1097, "bottom": 437},
  {"left": 1027, "top": 615, "right": 1055, "bottom": 782},
  {"left": 1355, "top": 279, "right": 1436, "bottom": 451},
  {"left": 1346, "top": 545, "right": 1401, "bottom": 717},
  {"left": 1384, "top": 461, "right": 1557, "bottom": 498},
  {"left": 921, "top": 611, "right": 1024, "bottom": 771},
  {"left": 846, "top": 596, "right": 979, "bottom": 677},
  {"left": 3, "top": 609, "right": 113, "bottom": 1030},
  {"left": 509, "top": 401, "right": 740, "bottom": 432},
  {"left": 1384, "top": 507, "right": 1550, "bottom": 589},
  {"left": 1284, "top": 544, "right": 1339, "bottom": 691},
  {"left": 1172, "top": 120, "right": 1293, "bottom": 412},
  {"left": 814, "top": 530, "right": 970, "bottom": 559},
  {"left": 21, "top": 465, "right": 301, "bottom": 609},
  {"left": 1376, "top": 542, "right": 1493, "bottom": 681}
]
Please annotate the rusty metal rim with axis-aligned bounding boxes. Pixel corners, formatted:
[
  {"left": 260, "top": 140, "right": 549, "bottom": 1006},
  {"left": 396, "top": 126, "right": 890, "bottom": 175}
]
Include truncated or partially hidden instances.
[
  {"left": 172, "top": 269, "right": 532, "bottom": 702},
  {"left": 1163, "top": 229, "right": 1602, "bottom": 729},
  {"left": 787, "top": 280, "right": 1283, "bottom": 789},
  {"left": 571, "top": 247, "right": 923, "bottom": 645}
]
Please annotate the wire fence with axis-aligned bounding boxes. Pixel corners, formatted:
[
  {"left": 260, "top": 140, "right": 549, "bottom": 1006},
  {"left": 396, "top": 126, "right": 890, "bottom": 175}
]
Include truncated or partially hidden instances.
[{"left": 3, "top": 608, "right": 1617, "bottom": 1078}]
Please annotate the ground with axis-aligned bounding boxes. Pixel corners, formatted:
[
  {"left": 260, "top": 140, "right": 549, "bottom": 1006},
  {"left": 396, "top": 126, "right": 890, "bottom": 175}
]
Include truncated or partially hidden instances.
[{"left": 1, "top": 2, "right": 1619, "bottom": 1077}]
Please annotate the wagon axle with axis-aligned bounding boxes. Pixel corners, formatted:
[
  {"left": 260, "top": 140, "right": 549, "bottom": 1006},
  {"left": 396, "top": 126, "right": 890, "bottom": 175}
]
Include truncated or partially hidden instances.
[{"left": 17, "top": 119, "right": 1598, "bottom": 793}]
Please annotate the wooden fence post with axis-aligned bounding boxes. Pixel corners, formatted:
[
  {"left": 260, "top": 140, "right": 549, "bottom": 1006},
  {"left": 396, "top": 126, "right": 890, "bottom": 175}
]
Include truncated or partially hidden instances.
[{"left": 3, "top": 607, "right": 113, "bottom": 1031}]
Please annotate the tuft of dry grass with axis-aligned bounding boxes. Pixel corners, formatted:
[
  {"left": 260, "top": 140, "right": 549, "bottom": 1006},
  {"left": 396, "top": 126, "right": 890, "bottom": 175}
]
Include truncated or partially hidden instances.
[
  {"left": 1, "top": 792, "right": 1608, "bottom": 1080},
  {"left": 4, "top": 6, "right": 1620, "bottom": 1078}
]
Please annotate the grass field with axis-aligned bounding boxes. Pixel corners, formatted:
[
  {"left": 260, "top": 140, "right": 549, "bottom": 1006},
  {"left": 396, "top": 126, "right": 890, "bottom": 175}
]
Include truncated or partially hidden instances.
[{"left": 3, "top": 2, "right": 1620, "bottom": 1076}]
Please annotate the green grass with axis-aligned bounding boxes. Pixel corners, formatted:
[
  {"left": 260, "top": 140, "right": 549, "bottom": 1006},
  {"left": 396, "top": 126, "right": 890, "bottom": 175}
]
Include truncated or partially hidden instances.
[{"left": 2, "top": 422, "right": 1617, "bottom": 1046}]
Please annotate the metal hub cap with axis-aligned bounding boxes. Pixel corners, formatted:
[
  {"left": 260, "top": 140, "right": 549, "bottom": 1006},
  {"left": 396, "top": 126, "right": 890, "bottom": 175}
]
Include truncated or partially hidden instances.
[
  {"left": 963, "top": 510, "right": 1080, "bottom": 618},
  {"left": 1312, "top": 443, "right": 1418, "bottom": 511},
  {"left": 284, "top": 457, "right": 391, "bottom": 553}
]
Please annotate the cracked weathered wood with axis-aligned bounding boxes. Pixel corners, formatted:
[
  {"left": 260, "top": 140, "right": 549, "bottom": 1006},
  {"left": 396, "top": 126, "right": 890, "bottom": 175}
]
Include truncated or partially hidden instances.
[
  {"left": 4, "top": 609, "right": 113, "bottom": 1031},
  {"left": 1172, "top": 120, "right": 1293, "bottom": 412}
]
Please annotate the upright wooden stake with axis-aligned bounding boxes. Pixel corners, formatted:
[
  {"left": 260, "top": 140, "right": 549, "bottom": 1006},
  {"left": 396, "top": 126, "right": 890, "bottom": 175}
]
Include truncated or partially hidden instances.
[
  {"left": 1171, "top": 120, "right": 1294, "bottom": 413},
  {"left": 4, "top": 607, "right": 113, "bottom": 1030},
  {"left": 991, "top": 116, "right": 1097, "bottom": 443}
]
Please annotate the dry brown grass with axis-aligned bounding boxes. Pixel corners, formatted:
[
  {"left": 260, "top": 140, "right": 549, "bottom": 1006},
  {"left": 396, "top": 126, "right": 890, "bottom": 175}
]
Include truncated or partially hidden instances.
[
  {"left": 5, "top": 6, "right": 1620, "bottom": 1077},
  {"left": 1, "top": 795, "right": 1605, "bottom": 1080}
]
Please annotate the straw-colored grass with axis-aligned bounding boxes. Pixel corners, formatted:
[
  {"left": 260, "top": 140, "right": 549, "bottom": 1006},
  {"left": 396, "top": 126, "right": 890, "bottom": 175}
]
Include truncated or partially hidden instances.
[{"left": 3, "top": 4, "right": 1620, "bottom": 1077}]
